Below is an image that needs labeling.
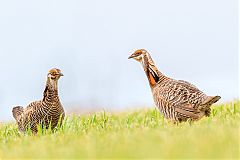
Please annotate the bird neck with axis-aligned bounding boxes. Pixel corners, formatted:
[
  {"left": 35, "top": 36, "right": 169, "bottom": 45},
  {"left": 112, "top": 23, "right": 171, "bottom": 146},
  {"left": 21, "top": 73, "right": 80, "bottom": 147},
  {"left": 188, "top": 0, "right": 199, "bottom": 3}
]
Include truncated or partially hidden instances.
[
  {"left": 43, "top": 78, "right": 59, "bottom": 102},
  {"left": 141, "top": 53, "right": 166, "bottom": 88}
]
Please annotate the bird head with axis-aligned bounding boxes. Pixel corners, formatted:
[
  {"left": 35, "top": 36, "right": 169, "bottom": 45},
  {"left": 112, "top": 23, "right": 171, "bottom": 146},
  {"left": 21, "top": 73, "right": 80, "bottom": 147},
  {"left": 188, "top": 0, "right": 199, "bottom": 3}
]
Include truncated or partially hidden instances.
[
  {"left": 47, "top": 68, "right": 64, "bottom": 81},
  {"left": 128, "top": 49, "right": 148, "bottom": 62}
]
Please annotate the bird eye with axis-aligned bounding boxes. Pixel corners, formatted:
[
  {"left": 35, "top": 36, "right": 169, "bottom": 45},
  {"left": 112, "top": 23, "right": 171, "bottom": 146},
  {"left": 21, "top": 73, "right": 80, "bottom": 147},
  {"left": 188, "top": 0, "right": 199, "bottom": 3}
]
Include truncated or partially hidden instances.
[{"left": 136, "top": 53, "right": 141, "bottom": 57}]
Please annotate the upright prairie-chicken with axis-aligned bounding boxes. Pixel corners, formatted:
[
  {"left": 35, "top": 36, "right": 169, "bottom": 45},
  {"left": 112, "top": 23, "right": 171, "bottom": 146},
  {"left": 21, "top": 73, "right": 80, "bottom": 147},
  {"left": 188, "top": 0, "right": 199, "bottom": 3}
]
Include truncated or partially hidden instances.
[
  {"left": 129, "top": 49, "right": 221, "bottom": 122},
  {"left": 12, "top": 68, "right": 65, "bottom": 133}
]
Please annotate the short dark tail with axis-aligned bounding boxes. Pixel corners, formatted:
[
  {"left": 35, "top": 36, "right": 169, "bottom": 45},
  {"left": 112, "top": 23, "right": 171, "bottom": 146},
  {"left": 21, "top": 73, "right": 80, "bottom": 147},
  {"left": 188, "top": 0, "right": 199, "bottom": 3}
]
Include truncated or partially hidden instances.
[
  {"left": 12, "top": 106, "right": 24, "bottom": 121},
  {"left": 202, "top": 96, "right": 221, "bottom": 106}
]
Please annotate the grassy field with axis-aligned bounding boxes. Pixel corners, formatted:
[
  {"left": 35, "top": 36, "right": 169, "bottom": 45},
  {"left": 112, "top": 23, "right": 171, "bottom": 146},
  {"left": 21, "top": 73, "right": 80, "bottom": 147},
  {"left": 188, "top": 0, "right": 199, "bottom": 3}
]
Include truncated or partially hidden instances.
[{"left": 0, "top": 101, "right": 239, "bottom": 159}]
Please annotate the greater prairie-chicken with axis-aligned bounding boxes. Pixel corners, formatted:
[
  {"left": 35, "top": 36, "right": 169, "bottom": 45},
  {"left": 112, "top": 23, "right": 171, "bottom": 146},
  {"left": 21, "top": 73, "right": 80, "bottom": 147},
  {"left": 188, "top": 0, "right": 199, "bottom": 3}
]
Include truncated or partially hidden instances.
[
  {"left": 12, "top": 68, "right": 65, "bottom": 133},
  {"left": 129, "top": 49, "right": 221, "bottom": 122}
]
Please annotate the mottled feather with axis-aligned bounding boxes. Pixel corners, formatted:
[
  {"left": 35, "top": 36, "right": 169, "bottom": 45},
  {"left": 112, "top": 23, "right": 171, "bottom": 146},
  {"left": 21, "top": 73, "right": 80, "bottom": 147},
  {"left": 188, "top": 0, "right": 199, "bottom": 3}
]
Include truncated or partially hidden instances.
[
  {"left": 129, "top": 49, "right": 221, "bottom": 122},
  {"left": 12, "top": 68, "right": 65, "bottom": 133}
]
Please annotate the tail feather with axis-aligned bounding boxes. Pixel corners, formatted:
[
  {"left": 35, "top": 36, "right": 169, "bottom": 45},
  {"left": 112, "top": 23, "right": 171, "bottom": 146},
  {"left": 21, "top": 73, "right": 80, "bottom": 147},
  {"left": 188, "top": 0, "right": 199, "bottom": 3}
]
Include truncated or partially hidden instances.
[
  {"left": 202, "top": 96, "right": 221, "bottom": 106},
  {"left": 12, "top": 106, "right": 24, "bottom": 122}
]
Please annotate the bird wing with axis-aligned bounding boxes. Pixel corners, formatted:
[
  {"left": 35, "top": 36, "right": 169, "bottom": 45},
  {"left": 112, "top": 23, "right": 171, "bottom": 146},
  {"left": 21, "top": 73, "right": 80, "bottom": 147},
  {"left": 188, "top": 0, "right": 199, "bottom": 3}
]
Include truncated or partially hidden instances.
[
  {"left": 24, "top": 100, "right": 40, "bottom": 113},
  {"left": 22, "top": 101, "right": 43, "bottom": 130},
  {"left": 154, "top": 79, "right": 206, "bottom": 119}
]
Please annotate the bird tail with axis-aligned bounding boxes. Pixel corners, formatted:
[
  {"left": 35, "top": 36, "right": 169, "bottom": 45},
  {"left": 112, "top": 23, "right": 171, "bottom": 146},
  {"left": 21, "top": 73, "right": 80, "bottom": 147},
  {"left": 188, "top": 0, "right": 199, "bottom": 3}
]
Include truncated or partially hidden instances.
[
  {"left": 202, "top": 96, "right": 221, "bottom": 106},
  {"left": 12, "top": 106, "right": 24, "bottom": 121}
]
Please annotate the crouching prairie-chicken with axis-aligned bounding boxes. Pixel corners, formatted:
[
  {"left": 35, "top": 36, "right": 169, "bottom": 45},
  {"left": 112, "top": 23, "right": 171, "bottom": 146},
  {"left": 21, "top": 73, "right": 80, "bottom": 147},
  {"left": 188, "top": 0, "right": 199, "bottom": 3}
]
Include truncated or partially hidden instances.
[
  {"left": 129, "top": 49, "right": 221, "bottom": 122},
  {"left": 12, "top": 68, "right": 65, "bottom": 133}
]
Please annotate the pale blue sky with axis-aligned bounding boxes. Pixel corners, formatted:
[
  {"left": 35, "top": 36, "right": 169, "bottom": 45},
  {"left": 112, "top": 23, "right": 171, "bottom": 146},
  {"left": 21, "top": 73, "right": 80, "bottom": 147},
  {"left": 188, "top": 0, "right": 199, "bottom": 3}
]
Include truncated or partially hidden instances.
[{"left": 0, "top": 0, "right": 238, "bottom": 121}]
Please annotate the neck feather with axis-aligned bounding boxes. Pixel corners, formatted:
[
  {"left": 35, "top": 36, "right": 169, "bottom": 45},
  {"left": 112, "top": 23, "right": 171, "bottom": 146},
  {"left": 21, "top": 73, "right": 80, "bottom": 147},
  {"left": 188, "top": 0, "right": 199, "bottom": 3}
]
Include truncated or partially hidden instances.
[
  {"left": 43, "top": 78, "right": 59, "bottom": 102},
  {"left": 142, "top": 53, "right": 166, "bottom": 87}
]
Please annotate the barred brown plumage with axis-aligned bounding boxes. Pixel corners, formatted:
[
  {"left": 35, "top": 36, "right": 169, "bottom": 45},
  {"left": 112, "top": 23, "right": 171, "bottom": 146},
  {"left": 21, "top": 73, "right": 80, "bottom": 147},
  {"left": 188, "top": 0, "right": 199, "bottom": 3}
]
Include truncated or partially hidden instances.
[
  {"left": 12, "top": 68, "right": 65, "bottom": 133},
  {"left": 129, "top": 49, "right": 221, "bottom": 122}
]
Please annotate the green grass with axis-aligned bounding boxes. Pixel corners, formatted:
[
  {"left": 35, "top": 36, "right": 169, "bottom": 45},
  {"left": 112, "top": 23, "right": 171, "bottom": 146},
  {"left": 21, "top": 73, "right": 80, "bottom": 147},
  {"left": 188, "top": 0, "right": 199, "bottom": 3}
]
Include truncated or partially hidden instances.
[{"left": 0, "top": 101, "right": 239, "bottom": 159}]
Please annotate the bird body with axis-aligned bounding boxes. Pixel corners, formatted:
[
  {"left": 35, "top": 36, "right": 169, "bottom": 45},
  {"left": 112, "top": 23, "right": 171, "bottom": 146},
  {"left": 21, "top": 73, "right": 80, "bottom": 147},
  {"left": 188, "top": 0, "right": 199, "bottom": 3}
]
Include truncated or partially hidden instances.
[
  {"left": 129, "top": 49, "right": 220, "bottom": 122},
  {"left": 12, "top": 68, "right": 65, "bottom": 133}
]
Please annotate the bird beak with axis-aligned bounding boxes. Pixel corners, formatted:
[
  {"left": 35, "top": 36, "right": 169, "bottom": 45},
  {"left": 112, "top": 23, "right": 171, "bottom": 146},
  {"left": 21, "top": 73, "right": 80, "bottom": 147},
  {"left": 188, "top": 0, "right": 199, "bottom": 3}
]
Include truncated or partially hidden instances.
[
  {"left": 128, "top": 55, "right": 135, "bottom": 59},
  {"left": 59, "top": 73, "right": 64, "bottom": 76}
]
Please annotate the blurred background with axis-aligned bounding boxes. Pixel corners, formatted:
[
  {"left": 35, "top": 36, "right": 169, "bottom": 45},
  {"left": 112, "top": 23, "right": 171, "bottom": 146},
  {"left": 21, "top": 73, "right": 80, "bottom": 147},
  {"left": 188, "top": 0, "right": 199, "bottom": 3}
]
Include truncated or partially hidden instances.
[{"left": 0, "top": 0, "right": 238, "bottom": 121}]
